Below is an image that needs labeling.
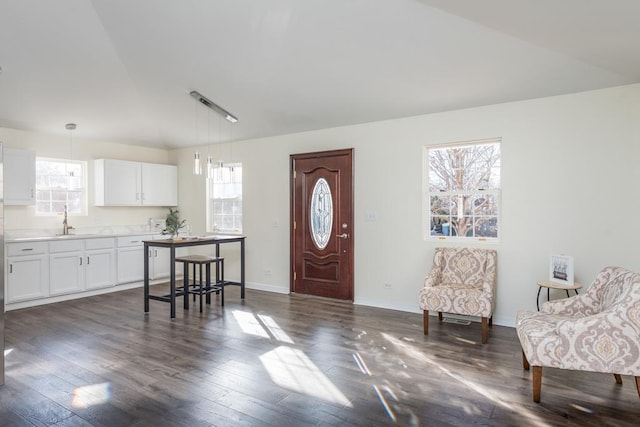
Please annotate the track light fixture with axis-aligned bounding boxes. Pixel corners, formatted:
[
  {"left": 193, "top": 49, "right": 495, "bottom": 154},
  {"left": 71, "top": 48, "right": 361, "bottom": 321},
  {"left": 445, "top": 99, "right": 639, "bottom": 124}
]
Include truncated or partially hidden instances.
[{"left": 189, "top": 90, "right": 238, "bottom": 123}]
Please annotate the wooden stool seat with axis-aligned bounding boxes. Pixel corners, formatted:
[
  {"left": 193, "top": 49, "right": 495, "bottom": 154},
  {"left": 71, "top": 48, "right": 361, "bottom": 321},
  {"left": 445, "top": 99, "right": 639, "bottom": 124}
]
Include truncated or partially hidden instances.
[{"left": 175, "top": 255, "right": 224, "bottom": 312}]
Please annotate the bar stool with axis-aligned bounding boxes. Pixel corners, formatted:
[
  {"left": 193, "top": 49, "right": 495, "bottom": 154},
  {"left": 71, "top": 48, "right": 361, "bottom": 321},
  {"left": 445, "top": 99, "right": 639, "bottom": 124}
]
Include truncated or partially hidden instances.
[{"left": 175, "top": 254, "right": 224, "bottom": 312}]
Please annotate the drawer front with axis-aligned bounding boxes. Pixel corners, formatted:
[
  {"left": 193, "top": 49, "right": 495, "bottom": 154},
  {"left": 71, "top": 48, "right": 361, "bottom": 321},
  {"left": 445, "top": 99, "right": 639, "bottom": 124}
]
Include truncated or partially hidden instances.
[
  {"left": 117, "top": 235, "right": 148, "bottom": 248},
  {"left": 49, "top": 239, "right": 84, "bottom": 253},
  {"left": 7, "top": 241, "right": 48, "bottom": 256},
  {"left": 85, "top": 237, "right": 116, "bottom": 250}
]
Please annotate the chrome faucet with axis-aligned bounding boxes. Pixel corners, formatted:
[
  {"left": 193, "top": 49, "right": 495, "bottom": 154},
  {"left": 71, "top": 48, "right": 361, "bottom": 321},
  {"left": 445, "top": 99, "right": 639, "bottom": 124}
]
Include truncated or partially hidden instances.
[{"left": 62, "top": 205, "right": 73, "bottom": 235}]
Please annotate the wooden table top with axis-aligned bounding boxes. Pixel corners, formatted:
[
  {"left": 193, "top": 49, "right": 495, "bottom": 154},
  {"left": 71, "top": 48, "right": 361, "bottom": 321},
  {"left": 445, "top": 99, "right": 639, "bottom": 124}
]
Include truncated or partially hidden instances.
[{"left": 537, "top": 280, "right": 582, "bottom": 291}]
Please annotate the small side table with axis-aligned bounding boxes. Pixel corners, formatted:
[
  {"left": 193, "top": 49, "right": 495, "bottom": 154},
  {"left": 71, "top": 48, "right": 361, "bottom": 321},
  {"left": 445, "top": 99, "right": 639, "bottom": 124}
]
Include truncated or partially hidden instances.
[{"left": 536, "top": 280, "right": 582, "bottom": 311}]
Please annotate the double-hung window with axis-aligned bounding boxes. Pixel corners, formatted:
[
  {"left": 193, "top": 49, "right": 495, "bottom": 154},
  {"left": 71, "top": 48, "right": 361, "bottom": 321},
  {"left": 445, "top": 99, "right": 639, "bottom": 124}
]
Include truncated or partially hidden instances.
[
  {"left": 425, "top": 139, "right": 501, "bottom": 240},
  {"left": 35, "top": 158, "right": 87, "bottom": 216},
  {"left": 206, "top": 163, "right": 243, "bottom": 234}
]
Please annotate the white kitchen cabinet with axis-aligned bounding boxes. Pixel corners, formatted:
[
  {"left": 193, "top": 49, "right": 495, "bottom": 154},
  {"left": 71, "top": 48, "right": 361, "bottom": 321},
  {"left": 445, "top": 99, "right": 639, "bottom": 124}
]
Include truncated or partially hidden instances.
[
  {"left": 150, "top": 235, "right": 186, "bottom": 280},
  {"left": 94, "top": 159, "right": 177, "bottom": 207},
  {"left": 6, "top": 241, "right": 49, "bottom": 303},
  {"left": 116, "top": 235, "right": 149, "bottom": 284},
  {"left": 117, "top": 234, "right": 181, "bottom": 283},
  {"left": 85, "top": 238, "right": 117, "bottom": 290},
  {"left": 4, "top": 148, "right": 36, "bottom": 205},
  {"left": 141, "top": 163, "right": 178, "bottom": 206},
  {"left": 49, "top": 238, "right": 117, "bottom": 295},
  {"left": 49, "top": 240, "right": 84, "bottom": 296}
]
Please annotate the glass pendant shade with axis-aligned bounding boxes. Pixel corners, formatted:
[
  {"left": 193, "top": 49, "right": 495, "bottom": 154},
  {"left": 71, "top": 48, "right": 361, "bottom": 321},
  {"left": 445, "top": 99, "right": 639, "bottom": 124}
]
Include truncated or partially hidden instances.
[
  {"left": 206, "top": 155, "right": 214, "bottom": 179},
  {"left": 193, "top": 151, "right": 202, "bottom": 175}
]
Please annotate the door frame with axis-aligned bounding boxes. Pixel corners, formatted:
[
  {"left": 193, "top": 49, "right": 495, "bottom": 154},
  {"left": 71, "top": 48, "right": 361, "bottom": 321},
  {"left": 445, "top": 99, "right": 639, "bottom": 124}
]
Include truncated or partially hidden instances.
[{"left": 289, "top": 148, "right": 354, "bottom": 299}]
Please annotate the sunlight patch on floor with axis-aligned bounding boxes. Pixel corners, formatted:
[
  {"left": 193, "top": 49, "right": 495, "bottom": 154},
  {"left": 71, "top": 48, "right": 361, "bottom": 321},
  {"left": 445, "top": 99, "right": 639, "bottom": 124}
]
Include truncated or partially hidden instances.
[
  {"left": 570, "top": 403, "right": 594, "bottom": 413},
  {"left": 260, "top": 346, "right": 352, "bottom": 407},
  {"left": 72, "top": 382, "right": 112, "bottom": 408},
  {"left": 257, "top": 314, "right": 294, "bottom": 344},
  {"left": 381, "top": 333, "right": 551, "bottom": 427},
  {"left": 232, "top": 310, "right": 294, "bottom": 343},
  {"left": 4, "top": 348, "right": 13, "bottom": 357},
  {"left": 232, "top": 310, "right": 270, "bottom": 339}
]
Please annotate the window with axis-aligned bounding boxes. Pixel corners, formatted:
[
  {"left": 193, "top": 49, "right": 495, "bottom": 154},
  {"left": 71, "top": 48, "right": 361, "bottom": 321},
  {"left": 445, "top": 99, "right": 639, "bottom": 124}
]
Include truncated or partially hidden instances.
[
  {"left": 425, "top": 139, "right": 500, "bottom": 240},
  {"left": 36, "top": 158, "right": 87, "bottom": 216},
  {"left": 207, "top": 163, "right": 243, "bottom": 234}
]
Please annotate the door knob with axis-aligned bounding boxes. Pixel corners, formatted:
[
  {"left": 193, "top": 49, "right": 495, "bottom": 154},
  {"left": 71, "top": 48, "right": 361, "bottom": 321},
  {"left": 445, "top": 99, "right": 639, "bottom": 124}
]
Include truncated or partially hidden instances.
[{"left": 336, "top": 233, "right": 349, "bottom": 239}]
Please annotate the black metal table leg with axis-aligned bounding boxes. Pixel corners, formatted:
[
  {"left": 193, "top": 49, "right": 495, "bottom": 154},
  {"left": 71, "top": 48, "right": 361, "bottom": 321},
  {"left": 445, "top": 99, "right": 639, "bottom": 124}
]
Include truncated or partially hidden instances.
[
  {"left": 240, "top": 238, "right": 245, "bottom": 299},
  {"left": 170, "top": 247, "right": 176, "bottom": 319},
  {"left": 144, "top": 243, "right": 150, "bottom": 313}
]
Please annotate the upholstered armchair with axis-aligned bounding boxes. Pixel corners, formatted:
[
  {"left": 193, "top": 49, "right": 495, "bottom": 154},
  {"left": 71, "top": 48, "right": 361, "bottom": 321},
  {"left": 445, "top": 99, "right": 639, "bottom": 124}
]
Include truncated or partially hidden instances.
[
  {"left": 516, "top": 266, "right": 640, "bottom": 402},
  {"left": 418, "top": 247, "right": 498, "bottom": 344}
]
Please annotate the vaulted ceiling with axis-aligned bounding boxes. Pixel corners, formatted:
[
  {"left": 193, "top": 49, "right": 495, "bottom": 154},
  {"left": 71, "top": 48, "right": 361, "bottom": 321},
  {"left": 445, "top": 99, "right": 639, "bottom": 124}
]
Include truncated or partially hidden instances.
[{"left": 1, "top": 0, "right": 639, "bottom": 149}]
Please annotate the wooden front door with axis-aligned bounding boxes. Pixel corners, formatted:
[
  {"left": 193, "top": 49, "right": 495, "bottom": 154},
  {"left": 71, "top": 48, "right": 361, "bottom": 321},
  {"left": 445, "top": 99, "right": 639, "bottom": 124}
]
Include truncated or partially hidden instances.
[{"left": 290, "top": 149, "right": 354, "bottom": 300}]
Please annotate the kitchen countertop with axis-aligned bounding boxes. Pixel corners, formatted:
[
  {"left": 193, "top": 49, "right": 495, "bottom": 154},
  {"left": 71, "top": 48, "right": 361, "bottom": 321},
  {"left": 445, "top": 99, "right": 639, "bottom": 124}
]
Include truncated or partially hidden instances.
[{"left": 5, "top": 227, "right": 163, "bottom": 243}]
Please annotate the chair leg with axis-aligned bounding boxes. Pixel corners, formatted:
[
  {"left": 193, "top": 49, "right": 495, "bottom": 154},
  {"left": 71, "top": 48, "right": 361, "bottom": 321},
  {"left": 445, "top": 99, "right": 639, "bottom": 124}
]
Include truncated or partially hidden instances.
[
  {"left": 635, "top": 376, "right": 640, "bottom": 399},
  {"left": 423, "top": 310, "right": 429, "bottom": 335},
  {"left": 522, "top": 350, "right": 530, "bottom": 371},
  {"left": 532, "top": 366, "right": 542, "bottom": 403},
  {"left": 481, "top": 317, "right": 488, "bottom": 344},
  {"left": 438, "top": 312, "right": 443, "bottom": 322},
  {"left": 205, "top": 263, "right": 211, "bottom": 305},
  {"left": 489, "top": 315, "right": 493, "bottom": 327},
  {"left": 192, "top": 264, "right": 197, "bottom": 302},
  {"left": 614, "top": 374, "right": 623, "bottom": 384}
]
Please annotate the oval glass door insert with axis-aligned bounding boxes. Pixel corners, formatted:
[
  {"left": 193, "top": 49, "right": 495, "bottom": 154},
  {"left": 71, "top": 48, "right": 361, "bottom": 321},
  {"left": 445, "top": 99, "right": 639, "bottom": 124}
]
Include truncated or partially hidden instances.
[{"left": 310, "top": 177, "right": 333, "bottom": 250}]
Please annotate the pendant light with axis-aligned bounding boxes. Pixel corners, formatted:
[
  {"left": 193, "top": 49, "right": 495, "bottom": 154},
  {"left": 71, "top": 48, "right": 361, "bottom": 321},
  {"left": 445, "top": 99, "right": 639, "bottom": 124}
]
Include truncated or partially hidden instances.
[
  {"left": 65, "top": 123, "right": 76, "bottom": 177},
  {"left": 193, "top": 151, "right": 202, "bottom": 175},
  {"left": 206, "top": 109, "right": 214, "bottom": 179},
  {"left": 193, "top": 100, "right": 202, "bottom": 175},
  {"left": 189, "top": 90, "right": 238, "bottom": 177}
]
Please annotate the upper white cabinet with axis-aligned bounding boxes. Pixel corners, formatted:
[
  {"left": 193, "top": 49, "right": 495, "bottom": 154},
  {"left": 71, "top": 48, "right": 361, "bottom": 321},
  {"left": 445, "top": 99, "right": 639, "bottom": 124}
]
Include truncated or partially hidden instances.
[
  {"left": 5, "top": 148, "right": 36, "bottom": 205},
  {"left": 94, "top": 159, "right": 177, "bottom": 207}
]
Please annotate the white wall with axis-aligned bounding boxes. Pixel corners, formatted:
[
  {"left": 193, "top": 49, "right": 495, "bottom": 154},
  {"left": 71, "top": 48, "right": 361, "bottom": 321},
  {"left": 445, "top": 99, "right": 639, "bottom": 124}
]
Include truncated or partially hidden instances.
[
  {"left": 173, "top": 84, "right": 640, "bottom": 327},
  {"left": 0, "top": 127, "right": 174, "bottom": 231},
  {"left": 2, "top": 84, "right": 637, "bottom": 326}
]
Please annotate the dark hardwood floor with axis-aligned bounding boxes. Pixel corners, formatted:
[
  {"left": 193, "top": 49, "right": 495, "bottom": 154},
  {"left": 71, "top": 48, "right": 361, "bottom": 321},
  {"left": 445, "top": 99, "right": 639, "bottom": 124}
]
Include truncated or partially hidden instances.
[{"left": 1, "top": 284, "right": 639, "bottom": 426}]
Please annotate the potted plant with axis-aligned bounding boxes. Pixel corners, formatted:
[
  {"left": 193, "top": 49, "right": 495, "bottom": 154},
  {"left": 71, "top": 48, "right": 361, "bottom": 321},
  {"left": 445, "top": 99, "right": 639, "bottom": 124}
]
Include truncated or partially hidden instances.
[{"left": 162, "top": 208, "right": 187, "bottom": 239}]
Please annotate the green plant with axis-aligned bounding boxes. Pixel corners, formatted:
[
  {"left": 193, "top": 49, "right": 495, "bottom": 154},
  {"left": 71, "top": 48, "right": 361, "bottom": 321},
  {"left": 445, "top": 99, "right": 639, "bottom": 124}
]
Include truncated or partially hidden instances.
[{"left": 162, "top": 208, "right": 187, "bottom": 238}]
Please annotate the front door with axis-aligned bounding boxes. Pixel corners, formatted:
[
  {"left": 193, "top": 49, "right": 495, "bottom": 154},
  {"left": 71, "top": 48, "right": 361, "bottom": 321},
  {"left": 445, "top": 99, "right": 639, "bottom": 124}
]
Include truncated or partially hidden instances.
[{"left": 290, "top": 149, "right": 354, "bottom": 300}]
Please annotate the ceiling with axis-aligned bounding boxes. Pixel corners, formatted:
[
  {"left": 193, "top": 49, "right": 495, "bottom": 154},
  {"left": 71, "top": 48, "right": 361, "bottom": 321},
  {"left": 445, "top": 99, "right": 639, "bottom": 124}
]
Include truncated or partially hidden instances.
[{"left": 1, "top": 0, "right": 639, "bottom": 149}]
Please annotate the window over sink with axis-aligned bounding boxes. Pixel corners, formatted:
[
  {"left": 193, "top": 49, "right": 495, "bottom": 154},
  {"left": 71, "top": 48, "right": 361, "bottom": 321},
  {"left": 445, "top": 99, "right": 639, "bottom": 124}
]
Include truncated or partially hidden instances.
[{"left": 36, "top": 157, "right": 88, "bottom": 216}]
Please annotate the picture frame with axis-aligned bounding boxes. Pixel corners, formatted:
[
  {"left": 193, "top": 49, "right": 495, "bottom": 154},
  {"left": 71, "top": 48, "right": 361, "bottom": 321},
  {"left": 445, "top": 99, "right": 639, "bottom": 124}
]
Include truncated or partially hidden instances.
[{"left": 549, "top": 254, "right": 574, "bottom": 286}]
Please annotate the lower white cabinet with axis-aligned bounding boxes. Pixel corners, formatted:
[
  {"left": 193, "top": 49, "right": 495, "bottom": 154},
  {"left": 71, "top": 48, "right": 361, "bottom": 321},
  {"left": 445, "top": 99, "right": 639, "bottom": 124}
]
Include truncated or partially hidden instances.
[
  {"left": 49, "top": 237, "right": 116, "bottom": 296},
  {"left": 116, "top": 235, "right": 146, "bottom": 284},
  {"left": 116, "top": 234, "right": 184, "bottom": 283},
  {"left": 6, "top": 241, "right": 49, "bottom": 303},
  {"left": 150, "top": 235, "right": 187, "bottom": 280},
  {"left": 86, "top": 238, "right": 117, "bottom": 290},
  {"left": 49, "top": 241, "right": 84, "bottom": 296},
  {"left": 5, "top": 233, "right": 171, "bottom": 307}
]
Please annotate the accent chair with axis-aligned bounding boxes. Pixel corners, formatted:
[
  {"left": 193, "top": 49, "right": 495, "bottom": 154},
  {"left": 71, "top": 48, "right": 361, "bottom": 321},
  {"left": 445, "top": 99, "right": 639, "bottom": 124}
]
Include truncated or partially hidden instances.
[
  {"left": 418, "top": 247, "right": 498, "bottom": 344},
  {"left": 516, "top": 266, "right": 640, "bottom": 402}
]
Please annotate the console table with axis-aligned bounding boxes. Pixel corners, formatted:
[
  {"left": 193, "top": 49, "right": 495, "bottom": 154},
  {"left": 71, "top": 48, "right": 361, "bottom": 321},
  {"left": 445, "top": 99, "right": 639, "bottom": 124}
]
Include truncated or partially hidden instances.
[{"left": 143, "top": 235, "right": 246, "bottom": 318}]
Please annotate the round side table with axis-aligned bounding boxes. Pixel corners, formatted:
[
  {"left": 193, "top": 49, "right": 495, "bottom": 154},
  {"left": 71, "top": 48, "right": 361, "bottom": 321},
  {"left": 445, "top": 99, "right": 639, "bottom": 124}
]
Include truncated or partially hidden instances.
[{"left": 536, "top": 280, "right": 582, "bottom": 311}]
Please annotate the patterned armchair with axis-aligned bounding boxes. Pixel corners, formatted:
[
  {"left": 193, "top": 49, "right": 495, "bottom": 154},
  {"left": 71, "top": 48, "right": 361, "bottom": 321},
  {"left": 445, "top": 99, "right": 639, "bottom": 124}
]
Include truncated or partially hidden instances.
[
  {"left": 418, "top": 247, "right": 498, "bottom": 344},
  {"left": 516, "top": 266, "right": 640, "bottom": 402}
]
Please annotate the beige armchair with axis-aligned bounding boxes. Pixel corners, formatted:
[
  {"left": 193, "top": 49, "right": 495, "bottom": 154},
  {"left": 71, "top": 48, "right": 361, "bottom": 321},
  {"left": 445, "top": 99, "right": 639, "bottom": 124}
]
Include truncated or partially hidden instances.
[
  {"left": 517, "top": 266, "right": 640, "bottom": 402},
  {"left": 418, "top": 247, "right": 498, "bottom": 344}
]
